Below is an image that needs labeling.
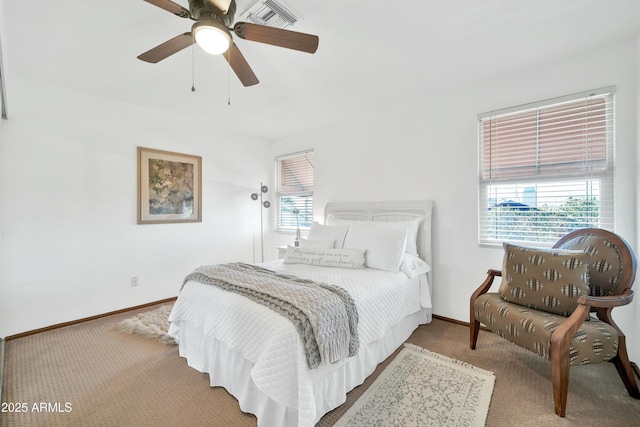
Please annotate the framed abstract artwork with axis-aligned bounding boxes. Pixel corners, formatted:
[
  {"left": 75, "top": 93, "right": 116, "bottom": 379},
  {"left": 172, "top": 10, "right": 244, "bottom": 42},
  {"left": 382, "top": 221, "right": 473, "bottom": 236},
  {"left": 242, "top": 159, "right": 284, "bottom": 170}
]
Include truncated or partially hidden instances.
[{"left": 137, "top": 147, "right": 202, "bottom": 224}]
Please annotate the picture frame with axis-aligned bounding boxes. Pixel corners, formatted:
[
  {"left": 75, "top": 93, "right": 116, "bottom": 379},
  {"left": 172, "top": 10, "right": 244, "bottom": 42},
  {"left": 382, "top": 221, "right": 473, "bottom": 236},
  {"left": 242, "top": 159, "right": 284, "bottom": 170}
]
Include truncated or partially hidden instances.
[{"left": 137, "top": 147, "right": 202, "bottom": 224}]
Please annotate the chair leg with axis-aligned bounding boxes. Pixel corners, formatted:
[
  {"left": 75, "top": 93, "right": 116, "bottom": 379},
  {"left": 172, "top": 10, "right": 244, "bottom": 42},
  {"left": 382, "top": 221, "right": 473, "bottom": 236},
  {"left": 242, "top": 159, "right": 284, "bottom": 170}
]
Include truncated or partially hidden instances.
[
  {"left": 550, "top": 349, "right": 570, "bottom": 417},
  {"left": 470, "top": 318, "right": 481, "bottom": 350},
  {"left": 470, "top": 294, "right": 483, "bottom": 350},
  {"left": 611, "top": 337, "right": 640, "bottom": 399}
]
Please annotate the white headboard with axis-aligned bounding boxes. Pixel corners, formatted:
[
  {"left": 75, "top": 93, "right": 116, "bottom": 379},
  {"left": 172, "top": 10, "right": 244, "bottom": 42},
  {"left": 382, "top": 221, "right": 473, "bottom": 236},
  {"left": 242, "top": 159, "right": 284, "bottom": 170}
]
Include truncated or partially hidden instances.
[{"left": 324, "top": 200, "right": 434, "bottom": 284}]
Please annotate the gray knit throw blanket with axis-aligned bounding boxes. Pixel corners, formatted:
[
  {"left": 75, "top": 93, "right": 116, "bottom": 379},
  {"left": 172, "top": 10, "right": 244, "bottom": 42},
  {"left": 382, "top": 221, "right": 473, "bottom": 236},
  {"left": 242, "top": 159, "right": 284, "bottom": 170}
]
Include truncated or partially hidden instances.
[{"left": 182, "top": 263, "right": 359, "bottom": 369}]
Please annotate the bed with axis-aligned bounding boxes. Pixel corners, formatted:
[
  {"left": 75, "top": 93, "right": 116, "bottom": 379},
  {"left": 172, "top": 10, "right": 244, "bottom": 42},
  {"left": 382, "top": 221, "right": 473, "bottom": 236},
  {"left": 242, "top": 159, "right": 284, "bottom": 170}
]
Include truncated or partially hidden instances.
[{"left": 168, "top": 200, "right": 434, "bottom": 427}]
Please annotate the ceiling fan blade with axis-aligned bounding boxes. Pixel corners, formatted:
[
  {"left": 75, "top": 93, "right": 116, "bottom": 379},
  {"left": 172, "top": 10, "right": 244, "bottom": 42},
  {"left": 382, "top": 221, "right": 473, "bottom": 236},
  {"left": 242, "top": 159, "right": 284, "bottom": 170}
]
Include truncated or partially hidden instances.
[
  {"left": 137, "top": 33, "right": 194, "bottom": 63},
  {"left": 205, "top": 0, "right": 232, "bottom": 14},
  {"left": 233, "top": 22, "right": 319, "bottom": 54},
  {"left": 223, "top": 43, "right": 259, "bottom": 87},
  {"left": 143, "top": 0, "right": 191, "bottom": 18}
]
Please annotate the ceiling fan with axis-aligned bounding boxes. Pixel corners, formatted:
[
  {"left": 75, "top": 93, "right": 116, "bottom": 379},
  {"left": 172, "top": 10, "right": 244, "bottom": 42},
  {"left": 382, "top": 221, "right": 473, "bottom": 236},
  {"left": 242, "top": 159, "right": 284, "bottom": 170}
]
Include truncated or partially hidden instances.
[{"left": 138, "top": 0, "right": 319, "bottom": 87}]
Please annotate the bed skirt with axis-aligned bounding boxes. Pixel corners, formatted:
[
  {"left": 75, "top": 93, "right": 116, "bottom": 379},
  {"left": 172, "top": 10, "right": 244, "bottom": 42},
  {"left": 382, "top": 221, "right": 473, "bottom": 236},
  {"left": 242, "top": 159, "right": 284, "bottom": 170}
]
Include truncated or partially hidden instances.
[{"left": 173, "top": 307, "right": 430, "bottom": 427}]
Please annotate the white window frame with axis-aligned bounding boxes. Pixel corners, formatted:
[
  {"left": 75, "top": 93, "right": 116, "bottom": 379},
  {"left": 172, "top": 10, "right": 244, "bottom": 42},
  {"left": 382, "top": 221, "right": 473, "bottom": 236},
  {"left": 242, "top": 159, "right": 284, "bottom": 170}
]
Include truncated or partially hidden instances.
[
  {"left": 275, "top": 150, "right": 314, "bottom": 231},
  {"left": 478, "top": 87, "right": 615, "bottom": 247}
]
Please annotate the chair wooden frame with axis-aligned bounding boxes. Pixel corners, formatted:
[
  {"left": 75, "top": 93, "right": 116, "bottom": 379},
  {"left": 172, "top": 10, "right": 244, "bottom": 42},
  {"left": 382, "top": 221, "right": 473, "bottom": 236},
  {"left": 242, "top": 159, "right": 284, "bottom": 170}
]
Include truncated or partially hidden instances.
[{"left": 470, "top": 228, "right": 640, "bottom": 417}]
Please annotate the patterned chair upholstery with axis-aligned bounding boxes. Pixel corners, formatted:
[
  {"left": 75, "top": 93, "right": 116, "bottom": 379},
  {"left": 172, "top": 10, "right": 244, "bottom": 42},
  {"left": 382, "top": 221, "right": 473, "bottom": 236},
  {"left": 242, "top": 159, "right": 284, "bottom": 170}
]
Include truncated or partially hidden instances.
[{"left": 470, "top": 228, "right": 640, "bottom": 417}]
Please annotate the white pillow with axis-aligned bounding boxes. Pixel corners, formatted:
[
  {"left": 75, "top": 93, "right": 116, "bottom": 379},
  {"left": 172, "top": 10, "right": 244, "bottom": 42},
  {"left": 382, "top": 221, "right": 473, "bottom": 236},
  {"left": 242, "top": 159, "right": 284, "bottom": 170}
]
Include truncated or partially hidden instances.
[
  {"left": 307, "top": 222, "right": 350, "bottom": 248},
  {"left": 299, "top": 238, "right": 335, "bottom": 249},
  {"left": 343, "top": 223, "right": 408, "bottom": 272},
  {"left": 400, "top": 254, "right": 431, "bottom": 278},
  {"left": 283, "top": 246, "right": 366, "bottom": 269},
  {"left": 327, "top": 217, "right": 422, "bottom": 256}
]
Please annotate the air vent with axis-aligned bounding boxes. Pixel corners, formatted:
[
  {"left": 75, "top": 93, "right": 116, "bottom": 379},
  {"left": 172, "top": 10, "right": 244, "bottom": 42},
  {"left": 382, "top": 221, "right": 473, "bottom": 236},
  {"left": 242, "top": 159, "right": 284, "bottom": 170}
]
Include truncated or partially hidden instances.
[{"left": 240, "top": 0, "right": 298, "bottom": 29}]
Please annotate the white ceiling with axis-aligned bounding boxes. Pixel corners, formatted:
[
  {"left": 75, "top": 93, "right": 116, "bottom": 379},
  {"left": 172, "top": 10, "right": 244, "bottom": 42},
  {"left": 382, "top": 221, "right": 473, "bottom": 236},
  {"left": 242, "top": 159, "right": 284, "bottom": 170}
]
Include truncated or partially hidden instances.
[{"left": 2, "top": 0, "right": 640, "bottom": 140}]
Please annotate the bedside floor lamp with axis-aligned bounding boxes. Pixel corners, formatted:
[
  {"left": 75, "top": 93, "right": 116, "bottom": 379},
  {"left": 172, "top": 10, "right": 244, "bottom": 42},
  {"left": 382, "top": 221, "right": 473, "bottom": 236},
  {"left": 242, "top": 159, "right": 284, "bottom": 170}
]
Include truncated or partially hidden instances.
[
  {"left": 250, "top": 183, "right": 270, "bottom": 262},
  {"left": 293, "top": 207, "right": 301, "bottom": 246}
]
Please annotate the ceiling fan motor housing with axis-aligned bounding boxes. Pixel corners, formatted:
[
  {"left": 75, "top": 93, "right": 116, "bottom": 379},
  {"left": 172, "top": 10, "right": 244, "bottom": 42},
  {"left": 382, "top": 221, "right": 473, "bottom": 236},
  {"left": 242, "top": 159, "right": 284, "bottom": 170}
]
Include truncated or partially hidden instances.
[{"left": 189, "top": 0, "right": 236, "bottom": 27}]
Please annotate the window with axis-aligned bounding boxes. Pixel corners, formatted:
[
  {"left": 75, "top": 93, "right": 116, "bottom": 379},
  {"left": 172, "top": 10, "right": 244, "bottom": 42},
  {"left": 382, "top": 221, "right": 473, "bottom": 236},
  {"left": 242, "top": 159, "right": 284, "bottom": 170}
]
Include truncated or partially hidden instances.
[
  {"left": 276, "top": 150, "right": 314, "bottom": 230},
  {"left": 478, "top": 87, "right": 614, "bottom": 246}
]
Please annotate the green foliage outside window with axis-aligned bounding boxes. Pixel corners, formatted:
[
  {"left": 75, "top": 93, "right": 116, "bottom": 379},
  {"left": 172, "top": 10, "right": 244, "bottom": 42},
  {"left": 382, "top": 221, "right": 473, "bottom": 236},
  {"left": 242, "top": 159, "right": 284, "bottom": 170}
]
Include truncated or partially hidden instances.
[{"left": 487, "top": 196, "right": 599, "bottom": 243}]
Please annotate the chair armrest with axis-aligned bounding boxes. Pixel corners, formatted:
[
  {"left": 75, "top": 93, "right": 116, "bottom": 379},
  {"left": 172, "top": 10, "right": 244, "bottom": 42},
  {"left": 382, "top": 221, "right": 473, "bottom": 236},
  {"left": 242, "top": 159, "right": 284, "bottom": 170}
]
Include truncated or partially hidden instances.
[
  {"left": 551, "top": 289, "right": 634, "bottom": 354},
  {"left": 469, "top": 269, "right": 501, "bottom": 350},
  {"left": 550, "top": 304, "right": 591, "bottom": 359},
  {"left": 471, "top": 269, "right": 502, "bottom": 300},
  {"left": 576, "top": 289, "right": 634, "bottom": 309},
  {"left": 579, "top": 289, "right": 634, "bottom": 327}
]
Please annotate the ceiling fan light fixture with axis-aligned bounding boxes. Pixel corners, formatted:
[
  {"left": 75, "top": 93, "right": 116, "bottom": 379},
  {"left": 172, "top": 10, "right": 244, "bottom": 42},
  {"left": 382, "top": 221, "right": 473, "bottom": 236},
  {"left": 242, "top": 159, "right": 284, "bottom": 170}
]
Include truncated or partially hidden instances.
[{"left": 193, "top": 20, "right": 232, "bottom": 55}]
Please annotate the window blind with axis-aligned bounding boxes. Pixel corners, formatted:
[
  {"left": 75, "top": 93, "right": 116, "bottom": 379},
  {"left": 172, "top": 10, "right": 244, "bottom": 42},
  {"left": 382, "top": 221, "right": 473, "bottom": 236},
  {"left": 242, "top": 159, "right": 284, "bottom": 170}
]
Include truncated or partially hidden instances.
[
  {"left": 276, "top": 150, "right": 314, "bottom": 230},
  {"left": 478, "top": 87, "right": 614, "bottom": 246}
]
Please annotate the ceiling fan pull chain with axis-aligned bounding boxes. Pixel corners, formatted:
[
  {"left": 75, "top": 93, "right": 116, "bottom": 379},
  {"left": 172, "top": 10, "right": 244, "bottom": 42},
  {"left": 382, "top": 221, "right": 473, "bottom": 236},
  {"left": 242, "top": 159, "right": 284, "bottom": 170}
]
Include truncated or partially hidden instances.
[
  {"left": 227, "top": 49, "right": 231, "bottom": 105},
  {"left": 191, "top": 45, "right": 196, "bottom": 92}
]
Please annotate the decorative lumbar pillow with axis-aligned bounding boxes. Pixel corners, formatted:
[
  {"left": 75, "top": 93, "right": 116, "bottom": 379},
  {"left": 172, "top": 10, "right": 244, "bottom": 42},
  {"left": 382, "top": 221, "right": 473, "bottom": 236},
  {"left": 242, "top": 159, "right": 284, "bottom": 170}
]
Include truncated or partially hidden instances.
[
  {"left": 343, "top": 223, "right": 408, "bottom": 272},
  {"left": 307, "top": 222, "right": 350, "bottom": 248},
  {"left": 299, "top": 238, "right": 335, "bottom": 249},
  {"left": 498, "top": 243, "right": 590, "bottom": 316},
  {"left": 283, "top": 246, "right": 366, "bottom": 269}
]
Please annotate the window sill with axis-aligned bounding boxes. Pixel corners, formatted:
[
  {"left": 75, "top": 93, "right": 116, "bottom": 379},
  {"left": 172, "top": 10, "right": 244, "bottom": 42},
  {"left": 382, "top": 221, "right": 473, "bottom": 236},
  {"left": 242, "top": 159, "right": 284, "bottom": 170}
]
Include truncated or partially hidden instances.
[{"left": 275, "top": 229, "right": 309, "bottom": 236}]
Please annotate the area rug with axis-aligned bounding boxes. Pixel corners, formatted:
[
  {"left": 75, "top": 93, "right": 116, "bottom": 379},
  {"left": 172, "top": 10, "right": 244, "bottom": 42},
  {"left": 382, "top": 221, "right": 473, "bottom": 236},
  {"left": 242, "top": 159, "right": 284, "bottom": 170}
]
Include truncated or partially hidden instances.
[
  {"left": 335, "top": 343, "right": 495, "bottom": 427},
  {"left": 116, "top": 304, "right": 177, "bottom": 346}
]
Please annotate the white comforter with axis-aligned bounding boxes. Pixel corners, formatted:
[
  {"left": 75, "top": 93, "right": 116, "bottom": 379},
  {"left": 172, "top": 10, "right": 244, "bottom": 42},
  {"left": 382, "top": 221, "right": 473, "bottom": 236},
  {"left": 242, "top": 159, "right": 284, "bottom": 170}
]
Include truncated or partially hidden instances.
[{"left": 168, "top": 260, "right": 431, "bottom": 426}]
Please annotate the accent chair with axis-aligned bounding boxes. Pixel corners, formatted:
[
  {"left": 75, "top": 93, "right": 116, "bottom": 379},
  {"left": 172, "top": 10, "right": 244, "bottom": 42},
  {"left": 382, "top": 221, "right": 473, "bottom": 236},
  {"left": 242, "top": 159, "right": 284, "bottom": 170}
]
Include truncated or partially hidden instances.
[{"left": 470, "top": 228, "right": 640, "bottom": 416}]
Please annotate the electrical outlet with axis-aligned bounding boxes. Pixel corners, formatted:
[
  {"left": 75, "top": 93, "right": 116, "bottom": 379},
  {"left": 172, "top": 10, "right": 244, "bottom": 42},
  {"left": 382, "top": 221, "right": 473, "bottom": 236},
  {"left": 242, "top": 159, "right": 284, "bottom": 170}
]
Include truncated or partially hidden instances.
[{"left": 131, "top": 276, "right": 139, "bottom": 287}]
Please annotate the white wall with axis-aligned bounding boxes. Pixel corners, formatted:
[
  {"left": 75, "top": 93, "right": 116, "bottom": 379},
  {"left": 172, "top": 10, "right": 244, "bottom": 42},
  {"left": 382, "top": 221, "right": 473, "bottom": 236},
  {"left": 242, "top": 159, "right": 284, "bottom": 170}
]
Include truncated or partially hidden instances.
[
  {"left": 273, "top": 37, "right": 640, "bottom": 360},
  {"left": 635, "top": 33, "right": 640, "bottom": 361},
  {"left": 1, "top": 35, "right": 638, "bottom": 365},
  {"left": 0, "top": 76, "right": 271, "bottom": 337}
]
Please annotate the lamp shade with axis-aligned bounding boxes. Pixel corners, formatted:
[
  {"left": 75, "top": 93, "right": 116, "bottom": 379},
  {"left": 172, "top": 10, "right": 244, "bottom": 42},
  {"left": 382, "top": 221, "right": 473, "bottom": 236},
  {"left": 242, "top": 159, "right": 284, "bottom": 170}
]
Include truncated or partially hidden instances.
[{"left": 193, "top": 20, "right": 231, "bottom": 55}]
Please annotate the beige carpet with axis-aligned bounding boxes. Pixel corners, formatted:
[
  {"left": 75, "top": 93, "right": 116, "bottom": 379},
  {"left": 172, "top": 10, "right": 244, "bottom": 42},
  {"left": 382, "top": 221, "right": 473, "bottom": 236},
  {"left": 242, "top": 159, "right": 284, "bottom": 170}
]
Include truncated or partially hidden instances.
[{"left": 2, "top": 303, "right": 640, "bottom": 426}]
